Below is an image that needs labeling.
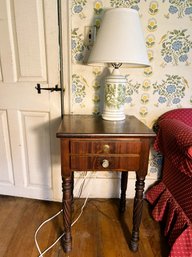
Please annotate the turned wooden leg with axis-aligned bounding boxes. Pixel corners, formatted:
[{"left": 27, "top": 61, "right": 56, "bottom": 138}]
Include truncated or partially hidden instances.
[
  {"left": 130, "top": 176, "right": 145, "bottom": 252},
  {"left": 71, "top": 172, "right": 74, "bottom": 211},
  {"left": 119, "top": 172, "right": 128, "bottom": 213},
  {"left": 62, "top": 175, "right": 72, "bottom": 253}
]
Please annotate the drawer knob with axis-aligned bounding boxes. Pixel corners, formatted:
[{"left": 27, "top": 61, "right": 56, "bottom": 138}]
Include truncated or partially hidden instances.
[
  {"left": 103, "top": 144, "right": 110, "bottom": 153},
  {"left": 102, "top": 159, "right": 109, "bottom": 168}
]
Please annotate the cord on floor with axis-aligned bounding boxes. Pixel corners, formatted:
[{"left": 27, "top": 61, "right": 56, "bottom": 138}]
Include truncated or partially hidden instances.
[{"left": 35, "top": 172, "right": 96, "bottom": 257}]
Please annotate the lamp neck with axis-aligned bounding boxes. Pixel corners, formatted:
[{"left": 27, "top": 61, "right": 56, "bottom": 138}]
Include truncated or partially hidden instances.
[
  {"left": 111, "top": 63, "right": 122, "bottom": 75},
  {"left": 111, "top": 68, "right": 120, "bottom": 76}
]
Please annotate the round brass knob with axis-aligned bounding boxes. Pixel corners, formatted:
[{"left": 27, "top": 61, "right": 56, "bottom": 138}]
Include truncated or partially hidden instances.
[
  {"left": 102, "top": 159, "right": 109, "bottom": 168},
  {"left": 103, "top": 144, "right": 110, "bottom": 153}
]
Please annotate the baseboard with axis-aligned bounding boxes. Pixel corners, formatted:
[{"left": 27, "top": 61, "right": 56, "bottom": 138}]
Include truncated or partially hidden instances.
[{"left": 73, "top": 173, "right": 157, "bottom": 199}]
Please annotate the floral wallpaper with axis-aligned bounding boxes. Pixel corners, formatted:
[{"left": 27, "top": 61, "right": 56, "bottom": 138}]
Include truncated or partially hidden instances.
[{"left": 69, "top": 0, "right": 192, "bottom": 176}]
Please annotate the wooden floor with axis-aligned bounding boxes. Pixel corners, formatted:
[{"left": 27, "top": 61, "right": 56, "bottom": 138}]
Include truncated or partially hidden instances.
[{"left": 0, "top": 195, "right": 169, "bottom": 257}]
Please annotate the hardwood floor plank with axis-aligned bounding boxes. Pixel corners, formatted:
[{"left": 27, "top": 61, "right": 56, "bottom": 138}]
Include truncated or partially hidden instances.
[
  {"left": 4, "top": 200, "right": 42, "bottom": 257},
  {"left": 0, "top": 196, "right": 168, "bottom": 257},
  {"left": 72, "top": 208, "right": 96, "bottom": 257},
  {"left": 0, "top": 197, "right": 28, "bottom": 255}
]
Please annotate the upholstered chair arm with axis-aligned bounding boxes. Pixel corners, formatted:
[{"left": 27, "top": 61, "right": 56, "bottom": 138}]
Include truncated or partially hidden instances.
[{"left": 154, "top": 118, "right": 192, "bottom": 177}]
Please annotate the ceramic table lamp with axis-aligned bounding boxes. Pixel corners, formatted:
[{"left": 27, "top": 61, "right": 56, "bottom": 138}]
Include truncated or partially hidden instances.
[{"left": 88, "top": 8, "right": 149, "bottom": 121}]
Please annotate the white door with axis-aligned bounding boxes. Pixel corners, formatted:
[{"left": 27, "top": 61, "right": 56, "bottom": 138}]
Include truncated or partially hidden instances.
[{"left": 0, "top": 0, "right": 62, "bottom": 200}]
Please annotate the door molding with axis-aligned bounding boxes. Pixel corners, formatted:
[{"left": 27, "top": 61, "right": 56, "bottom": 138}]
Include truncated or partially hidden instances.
[{"left": 60, "top": 0, "right": 72, "bottom": 114}]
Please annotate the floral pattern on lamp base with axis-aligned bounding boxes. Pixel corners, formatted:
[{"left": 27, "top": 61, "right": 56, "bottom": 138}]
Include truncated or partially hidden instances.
[{"left": 102, "top": 75, "right": 127, "bottom": 121}]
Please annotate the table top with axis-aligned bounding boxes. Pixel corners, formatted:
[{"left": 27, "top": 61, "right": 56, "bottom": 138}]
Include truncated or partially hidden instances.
[{"left": 56, "top": 115, "right": 156, "bottom": 138}]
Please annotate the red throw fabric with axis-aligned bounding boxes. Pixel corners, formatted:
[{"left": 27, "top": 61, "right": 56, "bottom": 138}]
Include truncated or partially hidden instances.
[
  {"left": 146, "top": 108, "right": 192, "bottom": 257},
  {"left": 169, "top": 226, "right": 192, "bottom": 257},
  {"left": 188, "top": 146, "right": 192, "bottom": 158},
  {"left": 146, "top": 177, "right": 192, "bottom": 257}
]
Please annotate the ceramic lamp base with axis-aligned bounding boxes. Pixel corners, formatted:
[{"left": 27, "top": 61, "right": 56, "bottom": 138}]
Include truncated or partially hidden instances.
[
  {"left": 102, "top": 110, "right": 125, "bottom": 121},
  {"left": 102, "top": 70, "right": 127, "bottom": 121}
]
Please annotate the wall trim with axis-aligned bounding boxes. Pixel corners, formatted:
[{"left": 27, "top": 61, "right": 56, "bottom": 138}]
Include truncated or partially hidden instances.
[{"left": 61, "top": 0, "right": 72, "bottom": 114}]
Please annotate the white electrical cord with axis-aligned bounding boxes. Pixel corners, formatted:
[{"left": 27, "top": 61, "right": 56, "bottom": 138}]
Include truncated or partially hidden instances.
[
  {"left": 35, "top": 172, "right": 96, "bottom": 257},
  {"left": 35, "top": 209, "right": 64, "bottom": 256}
]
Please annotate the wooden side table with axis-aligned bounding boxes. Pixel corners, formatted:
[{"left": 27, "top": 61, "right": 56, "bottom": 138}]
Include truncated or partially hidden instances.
[{"left": 56, "top": 115, "right": 155, "bottom": 253}]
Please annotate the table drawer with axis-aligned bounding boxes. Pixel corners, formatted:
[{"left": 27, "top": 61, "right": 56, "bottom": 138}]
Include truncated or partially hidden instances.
[
  {"left": 70, "top": 156, "right": 140, "bottom": 171},
  {"left": 70, "top": 140, "right": 141, "bottom": 155}
]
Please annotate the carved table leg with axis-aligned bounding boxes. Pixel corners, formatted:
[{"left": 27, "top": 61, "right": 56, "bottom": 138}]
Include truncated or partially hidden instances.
[
  {"left": 130, "top": 176, "right": 145, "bottom": 252},
  {"left": 62, "top": 175, "right": 72, "bottom": 253},
  {"left": 119, "top": 172, "right": 128, "bottom": 213},
  {"left": 71, "top": 171, "right": 74, "bottom": 211}
]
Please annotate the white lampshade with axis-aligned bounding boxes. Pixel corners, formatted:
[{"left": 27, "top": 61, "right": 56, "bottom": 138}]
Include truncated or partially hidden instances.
[{"left": 88, "top": 8, "right": 149, "bottom": 68}]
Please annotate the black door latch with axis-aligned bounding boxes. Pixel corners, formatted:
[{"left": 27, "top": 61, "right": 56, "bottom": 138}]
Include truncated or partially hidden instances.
[{"left": 35, "top": 84, "right": 62, "bottom": 94}]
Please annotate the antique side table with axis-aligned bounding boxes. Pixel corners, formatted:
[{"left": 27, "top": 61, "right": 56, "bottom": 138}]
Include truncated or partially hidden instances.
[{"left": 56, "top": 115, "right": 155, "bottom": 253}]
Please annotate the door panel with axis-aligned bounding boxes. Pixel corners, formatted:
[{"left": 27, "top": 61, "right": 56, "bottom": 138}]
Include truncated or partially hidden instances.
[
  {"left": 0, "top": 110, "right": 14, "bottom": 185},
  {"left": 0, "top": 0, "right": 17, "bottom": 82},
  {"left": 20, "top": 111, "right": 52, "bottom": 189},
  {"left": 12, "top": 0, "right": 47, "bottom": 81},
  {"left": 0, "top": 0, "right": 61, "bottom": 200}
]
